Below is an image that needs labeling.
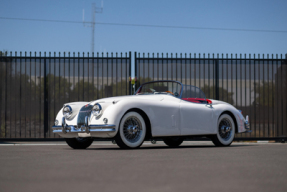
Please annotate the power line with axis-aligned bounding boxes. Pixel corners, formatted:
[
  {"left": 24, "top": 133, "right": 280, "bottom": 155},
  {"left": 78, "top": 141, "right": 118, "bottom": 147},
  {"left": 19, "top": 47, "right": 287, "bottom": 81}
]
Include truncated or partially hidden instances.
[
  {"left": 1, "top": 16, "right": 287, "bottom": 33},
  {"left": 0, "top": 16, "right": 87, "bottom": 24}
]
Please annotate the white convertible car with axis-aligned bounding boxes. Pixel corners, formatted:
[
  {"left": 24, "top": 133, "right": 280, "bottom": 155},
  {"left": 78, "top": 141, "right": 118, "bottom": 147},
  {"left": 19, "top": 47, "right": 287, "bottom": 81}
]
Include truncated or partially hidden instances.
[{"left": 52, "top": 80, "right": 250, "bottom": 149}]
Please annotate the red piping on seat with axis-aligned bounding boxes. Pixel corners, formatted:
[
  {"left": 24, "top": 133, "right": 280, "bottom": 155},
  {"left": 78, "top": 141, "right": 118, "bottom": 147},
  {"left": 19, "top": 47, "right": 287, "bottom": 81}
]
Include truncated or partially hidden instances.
[{"left": 182, "top": 98, "right": 212, "bottom": 104}]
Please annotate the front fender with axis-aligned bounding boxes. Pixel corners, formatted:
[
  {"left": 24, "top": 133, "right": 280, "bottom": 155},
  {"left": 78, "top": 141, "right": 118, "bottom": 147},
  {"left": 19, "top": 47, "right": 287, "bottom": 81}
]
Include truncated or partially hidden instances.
[{"left": 212, "top": 104, "right": 247, "bottom": 133}]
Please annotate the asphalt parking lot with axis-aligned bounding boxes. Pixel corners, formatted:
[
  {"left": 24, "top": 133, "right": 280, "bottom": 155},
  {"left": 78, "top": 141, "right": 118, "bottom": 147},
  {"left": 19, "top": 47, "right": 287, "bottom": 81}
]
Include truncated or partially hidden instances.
[{"left": 0, "top": 141, "right": 286, "bottom": 192}]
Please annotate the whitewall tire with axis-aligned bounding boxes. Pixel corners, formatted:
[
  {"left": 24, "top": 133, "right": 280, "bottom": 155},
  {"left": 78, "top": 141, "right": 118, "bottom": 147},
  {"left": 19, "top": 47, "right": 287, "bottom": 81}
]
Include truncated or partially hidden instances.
[
  {"left": 211, "top": 114, "right": 235, "bottom": 146},
  {"left": 115, "top": 111, "right": 146, "bottom": 149}
]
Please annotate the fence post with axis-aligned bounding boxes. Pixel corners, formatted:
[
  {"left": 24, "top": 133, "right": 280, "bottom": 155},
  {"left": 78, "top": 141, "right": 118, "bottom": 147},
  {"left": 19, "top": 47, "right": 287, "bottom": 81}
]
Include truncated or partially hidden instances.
[{"left": 43, "top": 54, "right": 48, "bottom": 138}]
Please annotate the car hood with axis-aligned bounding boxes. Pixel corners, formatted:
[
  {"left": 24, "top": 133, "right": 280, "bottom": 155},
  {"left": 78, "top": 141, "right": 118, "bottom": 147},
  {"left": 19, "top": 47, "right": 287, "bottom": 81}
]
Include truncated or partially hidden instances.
[
  {"left": 210, "top": 99, "right": 233, "bottom": 106},
  {"left": 90, "top": 95, "right": 164, "bottom": 105}
]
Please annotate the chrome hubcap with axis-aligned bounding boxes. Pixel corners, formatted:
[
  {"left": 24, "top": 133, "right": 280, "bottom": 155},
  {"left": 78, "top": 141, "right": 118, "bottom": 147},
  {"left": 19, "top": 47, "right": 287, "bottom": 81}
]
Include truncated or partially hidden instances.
[
  {"left": 219, "top": 118, "right": 232, "bottom": 141},
  {"left": 220, "top": 125, "right": 231, "bottom": 134},
  {"left": 123, "top": 116, "right": 142, "bottom": 143}
]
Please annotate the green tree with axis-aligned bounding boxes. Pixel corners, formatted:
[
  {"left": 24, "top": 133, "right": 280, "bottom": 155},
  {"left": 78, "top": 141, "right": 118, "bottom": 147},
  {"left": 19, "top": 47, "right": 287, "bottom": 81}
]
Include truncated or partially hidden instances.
[
  {"left": 253, "top": 81, "right": 275, "bottom": 107},
  {"left": 71, "top": 79, "right": 99, "bottom": 101}
]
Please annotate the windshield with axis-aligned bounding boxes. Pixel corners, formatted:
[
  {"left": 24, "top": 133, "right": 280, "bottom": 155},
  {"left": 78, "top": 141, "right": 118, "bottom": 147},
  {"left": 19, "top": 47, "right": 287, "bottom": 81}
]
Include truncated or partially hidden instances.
[
  {"left": 181, "top": 85, "right": 207, "bottom": 103},
  {"left": 135, "top": 81, "right": 182, "bottom": 97}
]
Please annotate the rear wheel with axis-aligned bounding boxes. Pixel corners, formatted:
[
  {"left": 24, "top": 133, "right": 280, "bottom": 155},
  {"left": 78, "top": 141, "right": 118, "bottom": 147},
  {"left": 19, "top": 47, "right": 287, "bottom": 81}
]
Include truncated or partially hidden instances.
[
  {"left": 65, "top": 137, "right": 94, "bottom": 149},
  {"left": 115, "top": 111, "right": 146, "bottom": 149},
  {"left": 163, "top": 137, "right": 184, "bottom": 147},
  {"left": 211, "top": 114, "right": 235, "bottom": 146}
]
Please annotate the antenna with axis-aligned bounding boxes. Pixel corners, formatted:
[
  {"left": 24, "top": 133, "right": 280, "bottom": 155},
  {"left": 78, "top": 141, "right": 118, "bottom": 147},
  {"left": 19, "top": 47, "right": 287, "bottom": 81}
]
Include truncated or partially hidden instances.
[{"left": 83, "top": 2, "right": 103, "bottom": 53}]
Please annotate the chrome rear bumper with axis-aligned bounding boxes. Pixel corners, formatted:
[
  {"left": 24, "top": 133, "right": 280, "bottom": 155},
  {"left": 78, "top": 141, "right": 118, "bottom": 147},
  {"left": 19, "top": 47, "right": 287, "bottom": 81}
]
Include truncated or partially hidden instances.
[{"left": 52, "top": 117, "right": 116, "bottom": 134}]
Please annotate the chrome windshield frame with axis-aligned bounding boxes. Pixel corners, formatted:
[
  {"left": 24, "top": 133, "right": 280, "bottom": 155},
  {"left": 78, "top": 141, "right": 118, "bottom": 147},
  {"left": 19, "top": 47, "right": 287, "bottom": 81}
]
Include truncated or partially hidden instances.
[
  {"left": 134, "top": 80, "right": 184, "bottom": 98},
  {"left": 135, "top": 80, "right": 207, "bottom": 101}
]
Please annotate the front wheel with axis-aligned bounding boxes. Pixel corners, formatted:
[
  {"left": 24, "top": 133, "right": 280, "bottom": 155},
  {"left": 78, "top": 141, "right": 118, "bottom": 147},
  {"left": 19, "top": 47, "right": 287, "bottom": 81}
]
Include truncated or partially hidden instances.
[
  {"left": 211, "top": 114, "right": 235, "bottom": 147},
  {"left": 115, "top": 111, "right": 146, "bottom": 149},
  {"left": 65, "top": 137, "right": 94, "bottom": 149}
]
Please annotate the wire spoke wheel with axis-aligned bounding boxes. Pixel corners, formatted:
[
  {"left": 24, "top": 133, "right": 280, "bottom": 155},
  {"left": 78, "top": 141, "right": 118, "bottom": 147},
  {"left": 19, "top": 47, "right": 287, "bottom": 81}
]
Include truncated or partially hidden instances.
[
  {"left": 123, "top": 117, "right": 142, "bottom": 143},
  {"left": 218, "top": 118, "right": 232, "bottom": 141},
  {"left": 115, "top": 111, "right": 146, "bottom": 149},
  {"left": 211, "top": 114, "right": 235, "bottom": 146}
]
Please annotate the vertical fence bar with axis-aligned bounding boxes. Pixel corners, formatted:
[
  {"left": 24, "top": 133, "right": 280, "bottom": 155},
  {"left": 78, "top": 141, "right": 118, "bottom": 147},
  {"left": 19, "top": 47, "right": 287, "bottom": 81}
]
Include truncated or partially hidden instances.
[
  {"left": 203, "top": 53, "right": 205, "bottom": 91},
  {"left": 68, "top": 52, "right": 71, "bottom": 103},
  {"left": 208, "top": 53, "right": 210, "bottom": 99},
  {"left": 134, "top": 52, "right": 138, "bottom": 90},
  {"left": 231, "top": 54, "right": 233, "bottom": 106},
  {"left": 235, "top": 54, "right": 238, "bottom": 107},
  {"left": 14, "top": 52, "right": 17, "bottom": 137},
  {"left": 157, "top": 53, "right": 160, "bottom": 80},
  {"left": 253, "top": 54, "right": 257, "bottom": 136},
  {"left": 24, "top": 52, "right": 27, "bottom": 137},
  {"left": 20, "top": 52, "right": 22, "bottom": 137},
  {"left": 162, "top": 53, "right": 164, "bottom": 81},
  {"left": 190, "top": 54, "right": 192, "bottom": 87},
  {"left": 44, "top": 53, "right": 48, "bottom": 138},
  {"left": 5, "top": 53, "right": 8, "bottom": 138},
  {"left": 48, "top": 52, "right": 51, "bottom": 137},
  {"left": 199, "top": 53, "right": 201, "bottom": 89},
  {"left": 223, "top": 53, "right": 224, "bottom": 101},
  {"left": 258, "top": 54, "right": 261, "bottom": 137},
  {"left": 194, "top": 53, "right": 197, "bottom": 88},
  {"left": 152, "top": 53, "right": 155, "bottom": 81},
  {"left": 115, "top": 53, "right": 118, "bottom": 96},
  {"left": 215, "top": 58, "right": 219, "bottom": 100},
  {"left": 263, "top": 54, "right": 265, "bottom": 137},
  {"left": 280, "top": 54, "right": 283, "bottom": 136},
  {"left": 120, "top": 52, "right": 123, "bottom": 95},
  {"left": 271, "top": 54, "right": 274, "bottom": 136},
  {"left": 29, "top": 52, "right": 31, "bottom": 138},
  {"left": 249, "top": 54, "right": 251, "bottom": 135},
  {"left": 82, "top": 52, "right": 85, "bottom": 100},
  {"left": 129, "top": 52, "right": 132, "bottom": 95}
]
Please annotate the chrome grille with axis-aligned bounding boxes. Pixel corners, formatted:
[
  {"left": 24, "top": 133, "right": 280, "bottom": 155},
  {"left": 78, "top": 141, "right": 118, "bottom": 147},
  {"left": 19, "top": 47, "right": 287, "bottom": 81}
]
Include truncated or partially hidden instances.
[{"left": 77, "top": 105, "right": 93, "bottom": 127}]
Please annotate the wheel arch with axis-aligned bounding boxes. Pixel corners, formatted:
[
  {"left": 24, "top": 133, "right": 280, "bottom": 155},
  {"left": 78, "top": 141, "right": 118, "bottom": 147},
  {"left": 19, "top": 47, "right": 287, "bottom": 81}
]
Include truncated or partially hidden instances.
[
  {"left": 124, "top": 108, "right": 152, "bottom": 140},
  {"left": 219, "top": 111, "right": 238, "bottom": 133}
]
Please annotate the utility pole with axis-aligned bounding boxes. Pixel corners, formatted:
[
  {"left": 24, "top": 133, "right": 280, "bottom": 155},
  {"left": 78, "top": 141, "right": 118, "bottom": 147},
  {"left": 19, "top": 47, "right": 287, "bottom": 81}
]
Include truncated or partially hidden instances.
[{"left": 83, "top": 2, "right": 103, "bottom": 53}]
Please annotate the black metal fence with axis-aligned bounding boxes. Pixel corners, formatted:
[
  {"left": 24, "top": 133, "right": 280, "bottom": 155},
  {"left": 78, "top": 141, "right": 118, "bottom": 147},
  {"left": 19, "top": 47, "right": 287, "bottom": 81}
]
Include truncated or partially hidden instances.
[
  {"left": 0, "top": 52, "right": 131, "bottom": 138},
  {"left": 1, "top": 51, "right": 286, "bottom": 140},
  {"left": 135, "top": 52, "right": 287, "bottom": 139}
]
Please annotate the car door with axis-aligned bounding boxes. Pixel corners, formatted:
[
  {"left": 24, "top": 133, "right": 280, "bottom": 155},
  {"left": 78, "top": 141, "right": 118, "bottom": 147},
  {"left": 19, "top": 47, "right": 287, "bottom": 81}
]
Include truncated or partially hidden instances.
[{"left": 179, "top": 99, "right": 214, "bottom": 135}]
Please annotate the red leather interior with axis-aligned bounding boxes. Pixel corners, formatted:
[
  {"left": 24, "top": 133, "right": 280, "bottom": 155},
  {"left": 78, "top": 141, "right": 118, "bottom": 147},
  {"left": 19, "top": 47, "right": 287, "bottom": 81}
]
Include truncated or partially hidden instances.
[{"left": 182, "top": 98, "right": 212, "bottom": 104}]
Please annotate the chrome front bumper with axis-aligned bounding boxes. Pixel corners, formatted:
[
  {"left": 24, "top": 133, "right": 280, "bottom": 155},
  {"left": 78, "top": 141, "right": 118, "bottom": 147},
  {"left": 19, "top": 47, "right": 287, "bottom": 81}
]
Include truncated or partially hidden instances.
[{"left": 52, "top": 117, "right": 116, "bottom": 134}]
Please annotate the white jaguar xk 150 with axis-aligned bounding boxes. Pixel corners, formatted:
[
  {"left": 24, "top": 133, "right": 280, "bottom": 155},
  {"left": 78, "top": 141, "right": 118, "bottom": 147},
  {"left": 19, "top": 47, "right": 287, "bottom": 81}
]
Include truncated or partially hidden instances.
[{"left": 52, "top": 80, "right": 251, "bottom": 149}]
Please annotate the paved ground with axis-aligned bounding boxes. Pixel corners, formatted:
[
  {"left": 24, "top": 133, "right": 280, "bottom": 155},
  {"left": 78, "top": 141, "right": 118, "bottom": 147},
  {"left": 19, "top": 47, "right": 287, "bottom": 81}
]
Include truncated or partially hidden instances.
[{"left": 0, "top": 141, "right": 286, "bottom": 192}]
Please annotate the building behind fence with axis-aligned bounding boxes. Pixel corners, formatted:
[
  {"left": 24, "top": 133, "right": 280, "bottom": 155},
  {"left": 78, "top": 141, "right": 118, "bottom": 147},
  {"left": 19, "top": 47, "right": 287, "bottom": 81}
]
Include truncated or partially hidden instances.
[{"left": 0, "top": 52, "right": 286, "bottom": 139}]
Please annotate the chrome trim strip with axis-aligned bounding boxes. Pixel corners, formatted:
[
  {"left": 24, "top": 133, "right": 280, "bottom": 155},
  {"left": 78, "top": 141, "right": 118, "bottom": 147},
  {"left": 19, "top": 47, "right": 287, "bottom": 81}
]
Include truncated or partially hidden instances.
[{"left": 52, "top": 124, "right": 116, "bottom": 134}]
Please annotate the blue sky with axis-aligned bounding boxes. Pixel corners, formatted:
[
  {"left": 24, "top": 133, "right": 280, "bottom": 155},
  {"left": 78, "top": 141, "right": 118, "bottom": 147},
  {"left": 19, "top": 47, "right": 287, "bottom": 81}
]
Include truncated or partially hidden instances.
[{"left": 1, "top": 0, "right": 287, "bottom": 55}]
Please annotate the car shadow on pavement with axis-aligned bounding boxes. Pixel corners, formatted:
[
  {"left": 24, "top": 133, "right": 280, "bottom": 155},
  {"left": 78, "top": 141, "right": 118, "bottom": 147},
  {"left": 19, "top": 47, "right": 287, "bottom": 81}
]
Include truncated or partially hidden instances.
[{"left": 85, "top": 144, "right": 254, "bottom": 150}]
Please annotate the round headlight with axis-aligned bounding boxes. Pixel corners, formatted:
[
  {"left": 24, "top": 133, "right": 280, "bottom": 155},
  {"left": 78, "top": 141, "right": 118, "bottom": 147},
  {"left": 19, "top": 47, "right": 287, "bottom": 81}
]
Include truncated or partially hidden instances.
[
  {"left": 92, "top": 103, "right": 102, "bottom": 117},
  {"left": 63, "top": 105, "right": 72, "bottom": 119}
]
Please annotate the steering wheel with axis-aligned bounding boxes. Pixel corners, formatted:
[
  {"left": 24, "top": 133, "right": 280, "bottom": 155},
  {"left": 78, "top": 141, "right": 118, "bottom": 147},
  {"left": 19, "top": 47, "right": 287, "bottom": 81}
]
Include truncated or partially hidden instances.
[{"left": 165, "top": 91, "right": 174, "bottom": 95}]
